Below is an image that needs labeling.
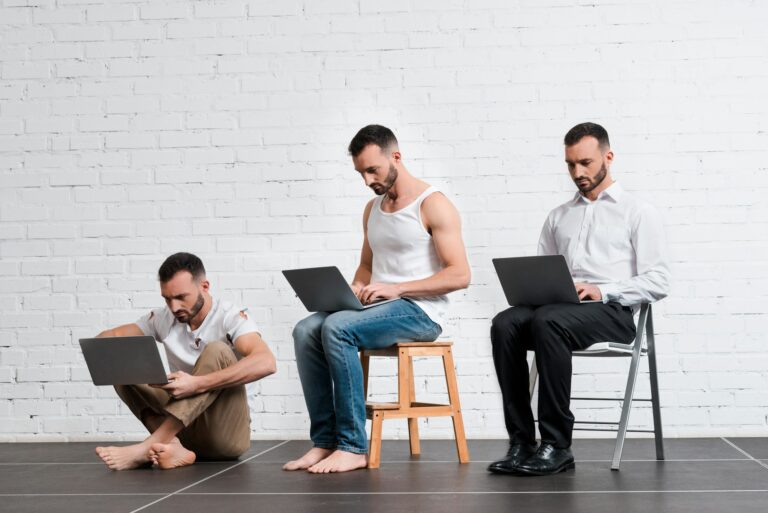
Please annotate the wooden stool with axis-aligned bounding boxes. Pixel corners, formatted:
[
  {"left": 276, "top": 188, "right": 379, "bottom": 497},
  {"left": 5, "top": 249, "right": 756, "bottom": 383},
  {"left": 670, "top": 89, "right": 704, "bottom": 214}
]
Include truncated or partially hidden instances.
[{"left": 361, "top": 341, "right": 470, "bottom": 469}]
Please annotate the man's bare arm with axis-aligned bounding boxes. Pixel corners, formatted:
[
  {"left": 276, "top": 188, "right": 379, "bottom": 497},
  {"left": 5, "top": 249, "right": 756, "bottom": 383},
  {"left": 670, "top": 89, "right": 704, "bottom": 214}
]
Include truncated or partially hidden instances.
[
  {"left": 359, "top": 193, "right": 471, "bottom": 303},
  {"left": 351, "top": 199, "right": 375, "bottom": 293},
  {"left": 96, "top": 323, "right": 144, "bottom": 338},
  {"left": 158, "top": 332, "right": 276, "bottom": 399}
]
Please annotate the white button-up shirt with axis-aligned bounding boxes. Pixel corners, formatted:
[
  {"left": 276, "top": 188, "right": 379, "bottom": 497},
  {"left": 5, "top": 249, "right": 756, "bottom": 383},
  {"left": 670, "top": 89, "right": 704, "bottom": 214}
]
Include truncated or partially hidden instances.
[{"left": 538, "top": 182, "right": 671, "bottom": 306}]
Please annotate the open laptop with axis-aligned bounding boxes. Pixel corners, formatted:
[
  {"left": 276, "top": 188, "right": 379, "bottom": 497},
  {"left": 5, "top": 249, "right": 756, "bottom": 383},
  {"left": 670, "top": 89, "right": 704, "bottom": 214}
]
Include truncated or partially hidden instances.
[
  {"left": 282, "top": 266, "right": 398, "bottom": 312},
  {"left": 492, "top": 255, "right": 602, "bottom": 307},
  {"left": 79, "top": 336, "right": 169, "bottom": 386}
]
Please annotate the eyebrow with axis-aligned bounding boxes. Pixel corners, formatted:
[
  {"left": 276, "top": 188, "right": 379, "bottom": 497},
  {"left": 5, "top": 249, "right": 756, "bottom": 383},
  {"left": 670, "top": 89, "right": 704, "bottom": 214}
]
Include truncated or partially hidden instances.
[
  {"left": 162, "top": 293, "right": 188, "bottom": 300},
  {"left": 565, "top": 158, "right": 592, "bottom": 164}
]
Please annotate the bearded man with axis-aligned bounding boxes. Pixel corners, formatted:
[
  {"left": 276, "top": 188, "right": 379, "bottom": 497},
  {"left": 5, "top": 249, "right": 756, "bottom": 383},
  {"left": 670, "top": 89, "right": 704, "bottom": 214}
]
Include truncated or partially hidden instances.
[{"left": 284, "top": 125, "right": 471, "bottom": 473}]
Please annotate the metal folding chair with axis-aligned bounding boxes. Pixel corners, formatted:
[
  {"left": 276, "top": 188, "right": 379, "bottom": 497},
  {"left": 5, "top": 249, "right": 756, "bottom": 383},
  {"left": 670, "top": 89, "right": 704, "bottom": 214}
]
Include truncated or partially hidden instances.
[{"left": 528, "top": 303, "right": 664, "bottom": 470}]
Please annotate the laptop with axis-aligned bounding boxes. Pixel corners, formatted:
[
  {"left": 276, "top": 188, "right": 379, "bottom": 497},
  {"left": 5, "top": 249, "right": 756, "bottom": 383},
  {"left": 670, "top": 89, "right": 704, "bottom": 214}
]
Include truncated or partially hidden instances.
[
  {"left": 79, "top": 336, "right": 169, "bottom": 386},
  {"left": 282, "top": 266, "right": 398, "bottom": 312},
  {"left": 492, "top": 255, "right": 602, "bottom": 307}
]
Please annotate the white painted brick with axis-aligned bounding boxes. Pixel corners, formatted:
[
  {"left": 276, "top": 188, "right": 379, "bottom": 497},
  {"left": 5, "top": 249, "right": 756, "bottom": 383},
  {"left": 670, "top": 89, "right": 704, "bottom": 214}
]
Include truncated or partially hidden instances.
[
  {"left": 0, "top": 383, "right": 43, "bottom": 399},
  {"left": 17, "top": 366, "right": 68, "bottom": 382},
  {"left": 1, "top": 61, "right": 50, "bottom": 79},
  {"left": 139, "top": 4, "right": 189, "bottom": 20},
  {"left": 43, "top": 416, "right": 93, "bottom": 433},
  {"left": 167, "top": 21, "right": 217, "bottom": 39},
  {"left": 0, "top": 240, "right": 49, "bottom": 257},
  {"left": 86, "top": 5, "right": 137, "bottom": 22},
  {"left": 247, "top": 0, "right": 302, "bottom": 17},
  {"left": 0, "top": 418, "right": 40, "bottom": 434}
]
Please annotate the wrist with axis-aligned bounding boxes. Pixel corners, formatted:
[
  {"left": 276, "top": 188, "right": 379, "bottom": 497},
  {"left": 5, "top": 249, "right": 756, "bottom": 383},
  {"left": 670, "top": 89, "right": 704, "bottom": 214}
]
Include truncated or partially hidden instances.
[{"left": 195, "top": 375, "right": 211, "bottom": 394}]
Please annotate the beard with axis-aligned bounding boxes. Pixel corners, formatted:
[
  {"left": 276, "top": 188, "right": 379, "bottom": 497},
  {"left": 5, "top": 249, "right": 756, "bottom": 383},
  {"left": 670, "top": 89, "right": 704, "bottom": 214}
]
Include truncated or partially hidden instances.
[
  {"left": 574, "top": 163, "right": 608, "bottom": 193},
  {"left": 370, "top": 164, "right": 398, "bottom": 196},
  {"left": 173, "top": 292, "right": 205, "bottom": 324}
]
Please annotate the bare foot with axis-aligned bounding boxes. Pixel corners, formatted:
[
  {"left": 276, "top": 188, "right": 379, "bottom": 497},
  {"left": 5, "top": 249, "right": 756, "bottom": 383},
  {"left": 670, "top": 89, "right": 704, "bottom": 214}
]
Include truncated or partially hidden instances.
[
  {"left": 307, "top": 450, "right": 367, "bottom": 474},
  {"left": 283, "top": 447, "right": 334, "bottom": 471},
  {"left": 95, "top": 443, "right": 151, "bottom": 470},
  {"left": 148, "top": 439, "right": 196, "bottom": 469}
]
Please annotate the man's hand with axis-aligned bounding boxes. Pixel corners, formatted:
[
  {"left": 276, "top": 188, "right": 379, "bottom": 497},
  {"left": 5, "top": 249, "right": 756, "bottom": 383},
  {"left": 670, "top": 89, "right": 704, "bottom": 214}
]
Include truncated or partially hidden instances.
[
  {"left": 153, "top": 371, "right": 201, "bottom": 400},
  {"left": 574, "top": 282, "right": 602, "bottom": 301},
  {"left": 358, "top": 282, "right": 402, "bottom": 305}
]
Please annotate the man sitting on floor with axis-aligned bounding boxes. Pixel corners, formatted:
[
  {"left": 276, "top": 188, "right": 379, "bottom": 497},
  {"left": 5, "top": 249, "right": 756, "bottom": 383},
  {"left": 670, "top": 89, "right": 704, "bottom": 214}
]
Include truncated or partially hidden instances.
[
  {"left": 94, "top": 252, "right": 276, "bottom": 470},
  {"left": 284, "top": 125, "right": 471, "bottom": 473},
  {"left": 488, "top": 122, "right": 671, "bottom": 476}
]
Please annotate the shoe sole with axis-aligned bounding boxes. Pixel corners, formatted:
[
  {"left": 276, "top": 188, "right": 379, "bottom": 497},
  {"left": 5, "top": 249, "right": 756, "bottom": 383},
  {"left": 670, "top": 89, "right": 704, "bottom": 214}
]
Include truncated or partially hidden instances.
[
  {"left": 515, "top": 461, "right": 576, "bottom": 476},
  {"left": 487, "top": 465, "right": 524, "bottom": 475}
]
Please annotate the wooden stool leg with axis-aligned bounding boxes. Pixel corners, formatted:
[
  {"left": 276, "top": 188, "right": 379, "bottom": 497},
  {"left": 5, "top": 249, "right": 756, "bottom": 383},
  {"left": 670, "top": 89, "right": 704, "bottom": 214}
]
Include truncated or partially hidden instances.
[
  {"left": 442, "top": 348, "right": 470, "bottom": 463},
  {"left": 407, "top": 355, "right": 421, "bottom": 456},
  {"left": 368, "top": 411, "right": 384, "bottom": 469},
  {"left": 361, "top": 352, "right": 370, "bottom": 399}
]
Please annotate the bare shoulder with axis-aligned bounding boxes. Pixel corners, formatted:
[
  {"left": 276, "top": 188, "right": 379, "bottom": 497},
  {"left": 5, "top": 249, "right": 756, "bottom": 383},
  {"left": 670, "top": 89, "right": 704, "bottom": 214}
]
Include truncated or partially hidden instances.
[{"left": 421, "top": 191, "right": 460, "bottom": 228}]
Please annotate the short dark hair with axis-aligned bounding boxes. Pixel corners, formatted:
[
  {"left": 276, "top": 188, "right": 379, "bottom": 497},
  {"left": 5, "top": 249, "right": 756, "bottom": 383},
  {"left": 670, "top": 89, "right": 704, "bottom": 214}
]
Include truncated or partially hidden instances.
[
  {"left": 564, "top": 122, "right": 610, "bottom": 150},
  {"left": 158, "top": 252, "right": 206, "bottom": 283},
  {"left": 348, "top": 124, "right": 398, "bottom": 157}
]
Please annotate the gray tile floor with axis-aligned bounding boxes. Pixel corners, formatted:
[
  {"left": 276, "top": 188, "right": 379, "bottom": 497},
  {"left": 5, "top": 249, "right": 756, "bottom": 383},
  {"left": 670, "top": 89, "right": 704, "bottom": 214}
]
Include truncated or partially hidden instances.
[{"left": 1, "top": 438, "right": 767, "bottom": 513}]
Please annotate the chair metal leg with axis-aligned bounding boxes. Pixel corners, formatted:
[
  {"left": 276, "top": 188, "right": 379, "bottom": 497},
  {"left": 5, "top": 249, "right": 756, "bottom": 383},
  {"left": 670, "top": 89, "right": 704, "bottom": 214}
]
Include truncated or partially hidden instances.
[
  {"left": 528, "top": 356, "right": 538, "bottom": 400},
  {"left": 645, "top": 305, "right": 665, "bottom": 461},
  {"left": 611, "top": 305, "right": 648, "bottom": 471}
]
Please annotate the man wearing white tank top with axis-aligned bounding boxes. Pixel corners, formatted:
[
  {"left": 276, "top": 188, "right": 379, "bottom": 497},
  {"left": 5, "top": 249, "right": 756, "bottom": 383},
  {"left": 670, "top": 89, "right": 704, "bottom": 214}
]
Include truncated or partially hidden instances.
[{"left": 284, "top": 125, "right": 471, "bottom": 473}]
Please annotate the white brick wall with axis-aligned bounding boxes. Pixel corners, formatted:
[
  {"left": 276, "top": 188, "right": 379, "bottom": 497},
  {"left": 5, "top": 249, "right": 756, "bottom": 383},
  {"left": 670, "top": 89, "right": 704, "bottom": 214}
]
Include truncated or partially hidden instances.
[{"left": 1, "top": 0, "right": 767, "bottom": 441}]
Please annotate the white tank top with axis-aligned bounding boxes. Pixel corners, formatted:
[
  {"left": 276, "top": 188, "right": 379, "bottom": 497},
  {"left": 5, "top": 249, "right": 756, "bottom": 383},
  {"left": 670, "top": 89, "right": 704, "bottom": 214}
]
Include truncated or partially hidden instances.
[{"left": 367, "top": 185, "right": 448, "bottom": 328}]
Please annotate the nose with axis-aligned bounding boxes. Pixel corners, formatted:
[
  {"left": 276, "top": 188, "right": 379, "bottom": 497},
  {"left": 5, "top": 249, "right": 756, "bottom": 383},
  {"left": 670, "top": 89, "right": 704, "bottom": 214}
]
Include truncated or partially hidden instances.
[{"left": 573, "top": 165, "right": 588, "bottom": 178}]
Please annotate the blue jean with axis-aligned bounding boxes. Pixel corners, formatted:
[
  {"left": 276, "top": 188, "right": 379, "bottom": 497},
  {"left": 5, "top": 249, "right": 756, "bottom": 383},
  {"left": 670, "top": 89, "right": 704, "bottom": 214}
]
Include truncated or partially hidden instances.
[{"left": 293, "top": 299, "right": 442, "bottom": 454}]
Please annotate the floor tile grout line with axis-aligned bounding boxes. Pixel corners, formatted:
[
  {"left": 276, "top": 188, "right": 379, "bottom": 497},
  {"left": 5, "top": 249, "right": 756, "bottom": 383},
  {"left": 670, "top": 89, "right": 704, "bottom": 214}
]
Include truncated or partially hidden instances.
[
  {"left": 177, "top": 490, "right": 768, "bottom": 495},
  {"left": 721, "top": 438, "right": 768, "bottom": 471},
  {"left": 126, "top": 440, "right": 290, "bottom": 513},
  {"left": 0, "top": 494, "right": 168, "bottom": 497},
  {"left": 251, "top": 457, "right": 753, "bottom": 464},
  {"left": 3, "top": 490, "right": 768, "bottom": 498},
  {"left": 0, "top": 462, "right": 238, "bottom": 465}
]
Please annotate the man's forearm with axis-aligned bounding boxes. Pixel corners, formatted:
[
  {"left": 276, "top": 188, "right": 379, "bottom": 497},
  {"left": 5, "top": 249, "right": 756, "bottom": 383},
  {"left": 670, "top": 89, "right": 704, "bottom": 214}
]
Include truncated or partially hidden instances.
[
  {"left": 196, "top": 354, "right": 276, "bottom": 393},
  {"left": 352, "top": 265, "right": 372, "bottom": 287},
  {"left": 396, "top": 265, "right": 471, "bottom": 298}
]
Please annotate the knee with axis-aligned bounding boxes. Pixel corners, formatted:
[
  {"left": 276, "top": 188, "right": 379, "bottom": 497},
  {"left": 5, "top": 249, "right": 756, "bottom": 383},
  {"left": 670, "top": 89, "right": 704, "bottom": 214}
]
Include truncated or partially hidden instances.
[
  {"left": 530, "top": 307, "right": 561, "bottom": 334},
  {"left": 320, "top": 314, "right": 356, "bottom": 350},
  {"left": 490, "top": 309, "right": 524, "bottom": 346},
  {"left": 198, "top": 341, "right": 237, "bottom": 369},
  {"left": 293, "top": 317, "right": 321, "bottom": 355}
]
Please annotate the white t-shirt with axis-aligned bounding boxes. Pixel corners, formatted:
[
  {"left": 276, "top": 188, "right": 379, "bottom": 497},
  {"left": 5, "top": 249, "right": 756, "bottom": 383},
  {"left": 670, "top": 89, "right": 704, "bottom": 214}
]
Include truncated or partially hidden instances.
[{"left": 135, "top": 297, "right": 261, "bottom": 413}]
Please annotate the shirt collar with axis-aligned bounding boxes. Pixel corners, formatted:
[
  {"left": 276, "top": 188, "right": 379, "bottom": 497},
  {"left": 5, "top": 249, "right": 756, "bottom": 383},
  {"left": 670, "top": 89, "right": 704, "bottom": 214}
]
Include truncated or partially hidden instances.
[{"left": 573, "top": 181, "right": 623, "bottom": 204}]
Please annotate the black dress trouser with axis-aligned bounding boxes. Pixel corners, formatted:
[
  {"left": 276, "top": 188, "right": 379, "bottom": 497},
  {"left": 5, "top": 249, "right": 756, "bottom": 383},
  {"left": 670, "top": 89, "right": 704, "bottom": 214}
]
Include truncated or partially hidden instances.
[{"left": 490, "top": 302, "right": 636, "bottom": 449}]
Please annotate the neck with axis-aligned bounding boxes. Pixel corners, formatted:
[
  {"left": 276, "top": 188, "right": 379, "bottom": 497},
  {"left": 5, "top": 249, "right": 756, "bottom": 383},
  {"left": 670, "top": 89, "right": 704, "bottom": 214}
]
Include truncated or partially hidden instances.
[
  {"left": 384, "top": 166, "right": 418, "bottom": 203},
  {"left": 188, "top": 293, "right": 212, "bottom": 331},
  {"left": 582, "top": 175, "right": 615, "bottom": 201}
]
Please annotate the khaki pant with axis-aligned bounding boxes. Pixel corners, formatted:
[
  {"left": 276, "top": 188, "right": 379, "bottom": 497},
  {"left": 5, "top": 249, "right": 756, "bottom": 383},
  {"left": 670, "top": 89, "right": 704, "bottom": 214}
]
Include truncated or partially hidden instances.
[{"left": 115, "top": 341, "right": 251, "bottom": 459}]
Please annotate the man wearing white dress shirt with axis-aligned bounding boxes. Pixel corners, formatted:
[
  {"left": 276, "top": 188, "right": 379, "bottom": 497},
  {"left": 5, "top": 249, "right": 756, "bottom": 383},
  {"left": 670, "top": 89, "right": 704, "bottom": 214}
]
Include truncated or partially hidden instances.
[{"left": 488, "top": 122, "right": 671, "bottom": 476}]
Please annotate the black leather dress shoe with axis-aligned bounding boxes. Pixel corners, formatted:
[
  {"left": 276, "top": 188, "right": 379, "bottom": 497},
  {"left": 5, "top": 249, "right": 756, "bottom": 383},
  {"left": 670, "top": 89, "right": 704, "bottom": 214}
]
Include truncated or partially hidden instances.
[
  {"left": 487, "top": 441, "right": 538, "bottom": 474},
  {"left": 515, "top": 443, "right": 575, "bottom": 476}
]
